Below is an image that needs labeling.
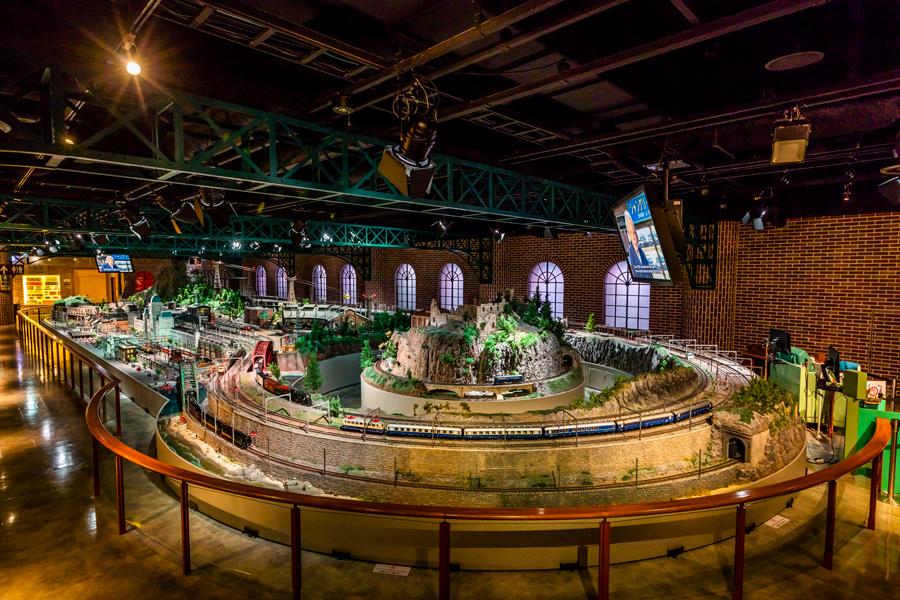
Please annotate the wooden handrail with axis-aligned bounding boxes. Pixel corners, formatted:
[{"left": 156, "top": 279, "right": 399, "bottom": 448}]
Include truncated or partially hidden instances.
[{"left": 20, "top": 308, "right": 892, "bottom": 522}]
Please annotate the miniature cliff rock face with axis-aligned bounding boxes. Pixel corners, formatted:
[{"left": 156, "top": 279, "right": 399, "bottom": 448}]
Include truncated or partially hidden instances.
[
  {"left": 564, "top": 334, "right": 660, "bottom": 373},
  {"left": 390, "top": 302, "right": 563, "bottom": 384}
]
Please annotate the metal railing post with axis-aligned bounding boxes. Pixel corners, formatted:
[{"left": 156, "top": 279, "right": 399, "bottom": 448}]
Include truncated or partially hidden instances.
[
  {"left": 439, "top": 520, "right": 451, "bottom": 600},
  {"left": 91, "top": 436, "right": 101, "bottom": 497},
  {"left": 115, "top": 385, "right": 122, "bottom": 437},
  {"left": 733, "top": 504, "right": 746, "bottom": 600},
  {"left": 868, "top": 449, "right": 883, "bottom": 530},
  {"left": 291, "top": 505, "right": 302, "bottom": 599},
  {"left": 180, "top": 480, "right": 191, "bottom": 575},
  {"left": 79, "top": 359, "right": 84, "bottom": 399},
  {"left": 887, "top": 419, "right": 898, "bottom": 504},
  {"left": 598, "top": 519, "right": 611, "bottom": 600},
  {"left": 823, "top": 480, "right": 837, "bottom": 570},
  {"left": 115, "top": 454, "right": 126, "bottom": 535},
  {"left": 88, "top": 367, "right": 94, "bottom": 399}
]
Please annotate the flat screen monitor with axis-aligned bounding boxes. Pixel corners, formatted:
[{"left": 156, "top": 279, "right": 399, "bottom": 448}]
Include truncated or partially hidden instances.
[
  {"left": 769, "top": 328, "right": 791, "bottom": 356},
  {"left": 824, "top": 345, "right": 841, "bottom": 383},
  {"left": 96, "top": 253, "right": 133, "bottom": 273},
  {"left": 613, "top": 185, "right": 681, "bottom": 285}
]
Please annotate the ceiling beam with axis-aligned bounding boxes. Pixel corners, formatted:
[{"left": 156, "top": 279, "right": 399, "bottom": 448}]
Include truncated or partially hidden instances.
[
  {"left": 502, "top": 73, "right": 900, "bottom": 165},
  {"left": 307, "top": 0, "right": 567, "bottom": 111},
  {"left": 349, "top": 0, "right": 630, "bottom": 115},
  {"left": 440, "top": 0, "right": 832, "bottom": 121},
  {"left": 669, "top": 0, "right": 701, "bottom": 25}
]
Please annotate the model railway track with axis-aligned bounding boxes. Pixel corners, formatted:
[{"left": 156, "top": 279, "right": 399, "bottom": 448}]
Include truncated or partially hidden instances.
[
  {"left": 242, "top": 444, "right": 738, "bottom": 494},
  {"left": 207, "top": 359, "right": 718, "bottom": 449}
]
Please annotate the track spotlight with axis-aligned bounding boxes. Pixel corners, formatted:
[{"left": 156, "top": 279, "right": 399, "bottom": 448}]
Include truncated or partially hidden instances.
[
  {"left": 842, "top": 170, "right": 854, "bottom": 203},
  {"left": 492, "top": 228, "right": 505, "bottom": 243},
  {"left": 91, "top": 233, "right": 109, "bottom": 246},
  {"left": 118, "top": 201, "right": 152, "bottom": 240},
  {"left": 155, "top": 192, "right": 204, "bottom": 233},
  {"left": 273, "top": 244, "right": 283, "bottom": 252},
  {"left": 771, "top": 106, "right": 810, "bottom": 165},
  {"left": 121, "top": 33, "right": 142, "bottom": 76},
  {"left": 249, "top": 241, "right": 260, "bottom": 250},
  {"left": 48, "top": 239, "right": 60, "bottom": 253},
  {"left": 332, "top": 95, "right": 354, "bottom": 116},
  {"left": 378, "top": 76, "right": 439, "bottom": 198},
  {"left": 543, "top": 226, "right": 557, "bottom": 240},
  {"left": 68, "top": 233, "right": 86, "bottom": 251},
  {"left": 432, "top": 219, "right": 451, "bottom": 238},
  {"left": 199, "top": 188, "right": 226, "bottom": 208},
  {"left": 35, "top": 247, "right": 45, "bottom": 257},
  {"left": 289, "top": 219, "right": 308, "bottom": 246}
]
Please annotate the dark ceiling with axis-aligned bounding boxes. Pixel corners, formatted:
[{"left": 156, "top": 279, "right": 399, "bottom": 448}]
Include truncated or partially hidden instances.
[{"left": 0, "top": 0, "right": 898, "bottom": 235}]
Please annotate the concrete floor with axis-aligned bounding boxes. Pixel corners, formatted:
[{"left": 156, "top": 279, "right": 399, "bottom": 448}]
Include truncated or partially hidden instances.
[{"left": 0, "top": 326, "right": 897, "bottom": 599}]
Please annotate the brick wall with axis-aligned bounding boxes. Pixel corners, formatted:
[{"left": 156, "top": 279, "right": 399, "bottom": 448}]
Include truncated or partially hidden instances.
[
  {"left": 682, "top": 221, "right": 739, "bottom": 350},
  {"left": 734, "top": 212, "right": 900, "bottom": 379}
]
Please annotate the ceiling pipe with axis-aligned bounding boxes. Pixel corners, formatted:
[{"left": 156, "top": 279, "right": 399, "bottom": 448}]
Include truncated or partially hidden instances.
[
  {"left": 307, "top": 0, "right": 567, "bottom": 112},
  {"left": 441, "top": 0, "right": 832, "bottom": 121},
  {"left": 503, "top": 73, "right": 900, "bottom": 165}
]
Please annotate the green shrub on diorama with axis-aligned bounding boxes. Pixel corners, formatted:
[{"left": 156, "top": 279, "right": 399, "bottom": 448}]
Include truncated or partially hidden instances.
[
  {"left": 585, "top": 312, "right": 595, "bottom": 333},
  {"left": 502, "top": 293, "right": 565, "bottom": 340},
  {"left": 266, "top": 361, "right": 281, "bottom": 382},
  {"left": 303, "top": 353, "right": 322, "bottom": 394},
  {"left": 359, "top": 339, "right": 374, "bottom": 369},
  {"left": 725, "top": 378, "right": 797, "bottom": 427}
]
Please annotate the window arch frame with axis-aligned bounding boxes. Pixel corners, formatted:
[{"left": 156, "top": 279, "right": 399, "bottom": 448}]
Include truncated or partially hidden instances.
[
  {"left": 311, "top": 264, "right": 327, "bottom": 303},
  {"left": 395, "top": 263, "right": 416, "bottom": 311},
  {"left": 438, "top": 263, "right": 464, "bottom": 310},
  {"left": 340, "top": 264, "right": 357, "bottom": 305},
  {"left": 604, "top": 260, "right": 650, "bottom": 330},
  {"left": 527, "top": 261, "right": 564, "bottom": 319},
  {"left": 276, "top": 266, "right": 288, "bottom": 299},
  {"left": 255, "top": 265, "right": 267, "bottom": 297}
]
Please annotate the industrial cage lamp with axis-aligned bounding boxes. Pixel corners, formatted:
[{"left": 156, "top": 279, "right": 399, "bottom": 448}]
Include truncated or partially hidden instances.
[{"left": 771, "top": 106, "right": 811, "bottom": 165}]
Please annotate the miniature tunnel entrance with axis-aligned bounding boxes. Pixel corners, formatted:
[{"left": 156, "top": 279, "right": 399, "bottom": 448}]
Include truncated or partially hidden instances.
[{"left": 727, "top": 437, "right": 747, "bottom": 462}]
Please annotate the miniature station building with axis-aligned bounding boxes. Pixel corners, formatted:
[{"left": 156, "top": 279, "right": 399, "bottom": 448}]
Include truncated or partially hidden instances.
[{"left": 1, "top": 2, "right": 899, "bottom": 599}]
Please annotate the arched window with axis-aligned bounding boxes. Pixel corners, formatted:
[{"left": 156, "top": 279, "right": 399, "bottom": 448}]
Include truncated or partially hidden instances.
[
  {"left": 604, "top": 260, "right": 650, "bottom": 330},
  {"left": 341, "top": 264, "right": 357, "bottom": 305},
  {"left": 395, "top": 263, "right": 416, "bottom": 310},
  {"left": 528, "top": 261, "right": 564, "bottom": 319},
  {"left": 438, "top": 263, "right": 464, "bottom": 310},
  {"left": 312, "top": 264, "right": 327, "bottom": 303},
  {"left": 276, "top": 266, "right": 288, "bottom": 299},
  {"left": 255, "top": 265, "right": 267, "bottom": 297}
]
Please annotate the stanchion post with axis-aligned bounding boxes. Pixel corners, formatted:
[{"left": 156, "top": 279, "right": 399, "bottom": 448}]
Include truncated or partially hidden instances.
[
  {"left": 115, "top": 455, "right": 126, "bottom": 535},
  {"left": 438, "top": 521, "right": 451, "bottom": 600},
  {"left": 598, "top": 519, "right": 611, "bottom": 600},
  {"left": 291, "top": 505, "right": 302, "bottom": 599},
  {"left": 79, "top": 359, "right": 84, "bottom": 399},
  {"left": 88, "top": 367, "right": 94, "bottom": 399},
  {"left": 180, "top": 480, "right": 191, "bottom": 575},
  {"left": 868, "top": 449, "right": 883, "bottom": 530},
  {"left": 733, "top": 504, "right": 746, "bottom": 600},
  {"left": 823, "top": 480, "right": 837, "bottom": 570}
]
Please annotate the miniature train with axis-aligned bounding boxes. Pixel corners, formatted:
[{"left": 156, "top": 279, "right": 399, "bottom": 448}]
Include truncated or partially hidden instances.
[
  {"left": 186, "top": 399, "right": 253, "bottom": 449},
  {"left": 255, "top": 370, "right": 313, "bottom": 406},
  {"left": 340, "top": 401, "right": 713, "bottom": 440}
]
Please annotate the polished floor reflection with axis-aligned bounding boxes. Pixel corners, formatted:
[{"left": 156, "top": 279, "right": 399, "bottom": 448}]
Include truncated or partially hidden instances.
[{"left": 0, "top": 325, "right": 897, "bottom": 599}]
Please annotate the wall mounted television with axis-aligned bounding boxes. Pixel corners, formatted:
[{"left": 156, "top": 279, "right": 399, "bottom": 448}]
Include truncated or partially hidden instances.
[
  {"left": 96, "top": 253, "right": 134, "bottom": 273},
  {"left": 612, "top": 184, "right": 684, "bottom": 285}
]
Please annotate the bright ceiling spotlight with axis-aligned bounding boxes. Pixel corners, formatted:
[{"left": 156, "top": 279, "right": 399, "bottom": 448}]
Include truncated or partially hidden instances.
[
  {"left": 272, "top": 244, "right": 282, "bottom": 252},
  {"left": 378, "top": 75, "right": 439, "bottom": 198},
  {"left": 230, "top": 240, "right": 242, "bottom": 250},
  {"left": 771, "top": 106, "right": 811, "bottom": 165},
  {"left": 48, "top": 239, "right": 60, "bottom": 253},
  {"left": 35, "top": 247, "right": 45, "bottom": 257},
  {"left": 432, "top": 219, "right": 451, "bottom": 239},
  {"left": 492, "top": 228, "right": 505, "bottom": 243},
  {"left": 122, "top": 33, "right": 142, "bottom": 76},
  {"left": 249, "top": 241, "right": 260, "bottom": 250}
]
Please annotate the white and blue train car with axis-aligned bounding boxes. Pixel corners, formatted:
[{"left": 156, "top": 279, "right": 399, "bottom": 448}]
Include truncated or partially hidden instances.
[
  {"left": 673, "top": 401, "right": 713, "bottom": 422},
  {"left": 616, "top": 412, "right": 676, "bottom": 432},
  {"left": 544, "top": 421, "right": 617, "bottom": 438},
  {"left": 463, "top": 426, "right": 543, "bottom": 440},
  {"left": 385, "top": 423, "right": 464, "bottom": 439}
]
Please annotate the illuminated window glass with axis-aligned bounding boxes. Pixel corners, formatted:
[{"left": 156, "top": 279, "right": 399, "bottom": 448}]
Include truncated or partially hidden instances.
[
  {"left": 276, "top": 267, "right": 288, "bottom": 299},
  {"left": 395, "top": 263, "right": 416, "bottom": 310},
  {"left": 341, "top": 264, "right": 357, "bottom": 305},
  {"left": 312, "top": 264, "right": 327, "bottom": 303},
  {"left": 604, "top": 260, "right": 650, "bottom": 330},
  {"left": 438, "top": 263, "right": 463, "bottom": 310},
  {"left": 527, "top": 261, "right": 564, "bottom": 319},
  {"left": 255, "top": 265, "right": 267, "bottom": 297}
]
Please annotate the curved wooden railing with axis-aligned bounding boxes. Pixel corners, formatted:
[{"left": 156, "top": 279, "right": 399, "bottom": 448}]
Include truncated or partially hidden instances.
[{"left": 16, "top": 308, "right": 893, "bottom": 600}]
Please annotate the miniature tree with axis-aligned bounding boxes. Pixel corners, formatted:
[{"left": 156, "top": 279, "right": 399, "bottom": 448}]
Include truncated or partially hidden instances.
[
  {"left": 585, "top": 312, "right": 595, "bottom": 333},
  {"left": 304, "top": 353, "right": 322, "bottom": 395},
  {"left": 359, "top": 339, "right": 374, "bottom": 369},
  {"left": 267, "top": 361, "right": 281, "bottom": 382}
]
